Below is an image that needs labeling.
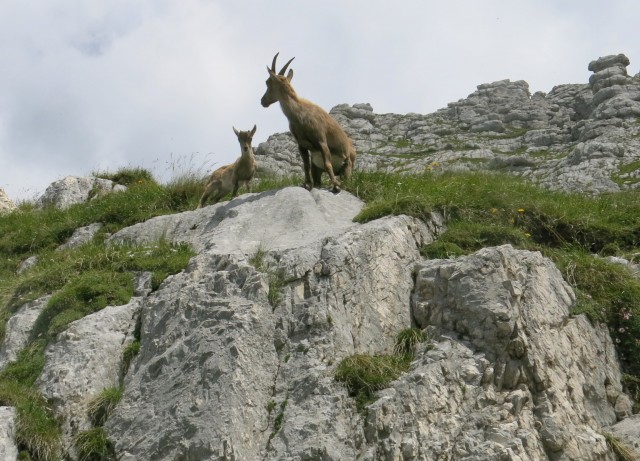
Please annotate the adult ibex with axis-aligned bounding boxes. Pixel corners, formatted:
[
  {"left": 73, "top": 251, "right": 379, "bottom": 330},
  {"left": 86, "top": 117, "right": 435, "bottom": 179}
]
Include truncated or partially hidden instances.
[
  {"left": 261, "top": 53, "right": 356, "bottom": 193},
  {"left": 197, "top": 125, "right": 257, "bottom": 208}
]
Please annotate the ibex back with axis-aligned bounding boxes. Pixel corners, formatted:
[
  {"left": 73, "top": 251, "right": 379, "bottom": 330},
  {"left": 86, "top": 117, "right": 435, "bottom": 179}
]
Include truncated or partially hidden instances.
[
  {"left": 260, "top": 53, "right": 356, "bottom": 193},
  {"left": 197, "top": 125, "right": 257, "bottom": 208}
]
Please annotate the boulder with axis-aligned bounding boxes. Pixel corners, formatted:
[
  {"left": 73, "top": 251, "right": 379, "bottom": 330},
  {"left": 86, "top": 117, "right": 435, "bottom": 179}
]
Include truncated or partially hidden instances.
[{"left": 36, "top": 176, "right": 126, "bottom": 209}]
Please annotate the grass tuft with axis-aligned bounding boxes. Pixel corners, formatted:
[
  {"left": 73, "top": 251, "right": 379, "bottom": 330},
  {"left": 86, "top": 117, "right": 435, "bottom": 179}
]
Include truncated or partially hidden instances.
[
  {"left": 394, "top": 328, "right": 427, "bottom": 357},
  {"left": 335, "top": 354, "right": 411, "bottom": 410},
  {"left": 87, "top": 387, "right": 123, "bottom": 427},
  {"left": 603, "top": 432, "right": 638, "bottom": 461},
  {"left": 73, "top": 427, "right": 116, "bottom": 461}
]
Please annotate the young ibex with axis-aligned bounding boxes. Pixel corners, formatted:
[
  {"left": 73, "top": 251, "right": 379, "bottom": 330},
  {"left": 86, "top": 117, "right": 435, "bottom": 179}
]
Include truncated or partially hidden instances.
[
  {"left": 261, "top": 53, "right": 356, "bottom": 193},
  {"left": 197, "top": 125, "right": 257, "bottom": 208}
]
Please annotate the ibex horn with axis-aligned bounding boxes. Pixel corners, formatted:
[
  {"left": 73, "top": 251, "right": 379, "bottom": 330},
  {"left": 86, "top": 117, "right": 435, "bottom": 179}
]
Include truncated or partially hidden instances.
[
  {"left": 270, "top": 52, "right": 280, "bottom": 73},
  {"left": 278, "top": 57, "right": 295, "bottom": 76}
]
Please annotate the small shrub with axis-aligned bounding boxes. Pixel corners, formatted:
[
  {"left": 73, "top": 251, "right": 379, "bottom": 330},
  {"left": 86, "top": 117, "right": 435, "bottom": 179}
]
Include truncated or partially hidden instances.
[{"left": 73, "top": 427, "right": 116, "bottom": 461}]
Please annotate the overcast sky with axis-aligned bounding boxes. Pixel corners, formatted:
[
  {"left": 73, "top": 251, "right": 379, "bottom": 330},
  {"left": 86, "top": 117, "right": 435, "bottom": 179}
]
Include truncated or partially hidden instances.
[{"left": 1, "top": 1, "right": 638, "bottom": 201}]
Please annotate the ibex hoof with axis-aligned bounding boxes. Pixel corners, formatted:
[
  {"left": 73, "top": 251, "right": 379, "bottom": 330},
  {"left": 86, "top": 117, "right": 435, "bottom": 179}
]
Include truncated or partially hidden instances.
[
  {"left": 302, "top": 183, "right": 313, "bottom": 191},
  {"left": 331, "top": 185, "right": 341, "bottom": 194}
]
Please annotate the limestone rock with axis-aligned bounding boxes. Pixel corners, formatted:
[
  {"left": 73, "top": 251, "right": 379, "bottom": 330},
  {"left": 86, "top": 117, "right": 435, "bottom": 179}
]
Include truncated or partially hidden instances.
[
  {"left": 55, "top": 223, "right": 103, "bottom": 251},
  {"left": 0, "top": 296, "right": 50, "bottom": 370},
  {"left": 0, "top": 407, "right": 18, "bottom": 461},
  {"left": 0, "top": 187, "right": 16, "bottom": 214},
  {"left": 36, "top": 176, "right": 126, "bottom": 209},
  {"left": 108, "top": 187, "right": 365, "bottom": 254},
  {"left": 608, "top": 414, "right": 640, "bottom": 456},
  {"left": 36, "top": 298, "right": 141, "bottom": 453},
  {"left": 105, "top": 190, "right": 443, "bottom": 460}
]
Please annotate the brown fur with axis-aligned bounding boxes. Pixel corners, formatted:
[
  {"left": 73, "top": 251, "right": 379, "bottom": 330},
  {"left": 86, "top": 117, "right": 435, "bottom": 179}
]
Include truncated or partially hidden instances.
[
  {"left": 261, "top": 53, "right": 356, "bottom": 193},
  {"left": 197, "top": 125, "right": 257, "bottom": 208}
]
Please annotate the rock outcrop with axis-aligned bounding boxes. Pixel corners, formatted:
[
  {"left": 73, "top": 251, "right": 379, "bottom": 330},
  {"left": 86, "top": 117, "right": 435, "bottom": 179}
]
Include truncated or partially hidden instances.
[
  {"left": 0, "top": 187, "right": 16, "bottom": 214},
  {"left": 2, "top": 185, "right": 634, "bottom": 460},
  {"left": 36, "top": 176, "right": 126, "bottom": 209},
  {"left": 0, "top": 407, "right": 18, "bottom": 460},
  {"left": 256, "top": 54, "right": 640, "bottom": 195},
  {"left": 2, "top": 54, "right": 639, "bottom": 461}
]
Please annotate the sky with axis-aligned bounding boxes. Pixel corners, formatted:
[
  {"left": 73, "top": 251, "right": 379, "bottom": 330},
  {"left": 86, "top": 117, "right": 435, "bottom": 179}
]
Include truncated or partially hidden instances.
[{"left": 1, "top": 0, "right": 638, "bottom": 201}]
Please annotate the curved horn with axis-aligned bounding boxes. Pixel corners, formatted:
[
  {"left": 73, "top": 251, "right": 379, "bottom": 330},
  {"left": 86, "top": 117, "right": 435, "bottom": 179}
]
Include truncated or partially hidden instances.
[
  {"left": 270, "top": 52, "right": 280, "bottom": 73},
  {"left": 278, "top": 57, "right": 295, "bottom": 76}
]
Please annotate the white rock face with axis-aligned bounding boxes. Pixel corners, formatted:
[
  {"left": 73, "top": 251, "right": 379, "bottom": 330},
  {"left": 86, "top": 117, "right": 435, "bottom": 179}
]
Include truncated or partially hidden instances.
[
  {"left": 108, "top": 187, "right": 366, "bottom": 253},
  {"left": 0, "top": 296, "right": 50, "bottom": 370},
  {"left": 361, "top": 245, "right": 626, "bottom": 460},
  {"left": 105, "top": 189, "right": 443, "bottom": 460},
  {"left": 0, "top": 407, "right": 18, "bottom": 461},
  {"left": 36, "top": 299, "right": 141, "bottom": 453}
]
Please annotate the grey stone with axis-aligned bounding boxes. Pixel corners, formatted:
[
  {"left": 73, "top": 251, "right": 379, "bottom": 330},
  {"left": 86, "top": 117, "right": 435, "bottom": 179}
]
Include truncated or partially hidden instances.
[
  {"left": 0, "top": 407, "right": 18, "bottom": 461},
  {"left": 0, "top": 188, "right": 16, "bottom": 214},
  {"left": 36, "top": 299, "right": 141, "bottom": 454},
  {"left": 0, "top": 296, "right": 50, "bottom": 370},
  {"left": 608, "top": 414, "right": 640, "bottom": 455},
  {"left": 36, "top": 176, "right": 127, "bottom": 209},
  {"left": 55, "top": 223, "right": 103, "bottom": 251}
]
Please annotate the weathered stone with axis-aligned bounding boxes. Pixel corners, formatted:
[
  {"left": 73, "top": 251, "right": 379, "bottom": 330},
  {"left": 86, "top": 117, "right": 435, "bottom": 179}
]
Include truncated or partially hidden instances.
[
  {"left": 36, "top": 176, "right": 127, "bottom": 209},
  {"left": 0, "top": 296, "right": 50, "bottom": 370},
  {"left": 55, "top": 223, "right": 103, "bottom": 251},
  {"left": 0, "top": 407, "right": 18, "bottom": 461},
  {"left": 608, "top": 414, "right": 640, "bottom": 456},
  {"left": 104, "top": 190, "right": 443, "bottom": 460},
  {"left": 0, "top": 187, "right": 16, "bottom": 214},
  {"left": 36, "top": 298, "right": 141, "bottom": 454}
]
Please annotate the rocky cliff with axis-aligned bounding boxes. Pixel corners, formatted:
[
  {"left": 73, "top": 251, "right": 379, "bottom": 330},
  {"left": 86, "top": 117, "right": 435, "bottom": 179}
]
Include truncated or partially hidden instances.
[
  {"left": 1, "top": 54, "right": 639, "bottom": 460},
  {"left": 257, "top": 53, "right": 640, "bottom": 195}
]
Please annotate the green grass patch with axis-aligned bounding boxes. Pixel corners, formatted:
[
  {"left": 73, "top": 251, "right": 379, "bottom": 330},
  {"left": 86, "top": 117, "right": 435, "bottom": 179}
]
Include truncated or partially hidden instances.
[
  {"left": 73, "top": 427, "right": 116, "bottom": 461},
  {"left": 0, "top": 363, "right": 61, "bottom": 461},
  {"left": 120, "top": 341, "right": 141, "bottom": 378},
  {"left": 335, "top": 354, "right": 411, "bottom": 410}
]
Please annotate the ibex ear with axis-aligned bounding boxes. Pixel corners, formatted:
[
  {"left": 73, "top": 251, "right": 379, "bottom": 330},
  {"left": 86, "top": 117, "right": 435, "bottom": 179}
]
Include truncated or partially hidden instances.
[
  {"left": 233, "top": 127, "right": 240, "bottom": 136},
  {"left": 250, "top": 125, "right": 257, "bottom": 136},
  {"left": 286, "top": 69, "right": 294, "bottom": 82},
  {"left": 266, "top": 66, "right": 275, "bottom": 76}
]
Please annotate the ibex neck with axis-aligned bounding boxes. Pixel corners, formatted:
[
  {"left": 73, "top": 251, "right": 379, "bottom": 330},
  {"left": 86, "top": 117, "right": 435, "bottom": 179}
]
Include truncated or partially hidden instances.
[{"left": 278, "top": 87, "right": 302, "bottom": 119}]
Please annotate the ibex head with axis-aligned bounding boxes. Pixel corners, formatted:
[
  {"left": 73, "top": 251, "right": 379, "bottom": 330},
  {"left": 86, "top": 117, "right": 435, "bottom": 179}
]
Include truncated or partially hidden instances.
[
  {"left": 233, "top": 125, "right": 257, "bottom": 155},
  {"left": 260, "top": 52, "right": 295, "bottom": 108}
]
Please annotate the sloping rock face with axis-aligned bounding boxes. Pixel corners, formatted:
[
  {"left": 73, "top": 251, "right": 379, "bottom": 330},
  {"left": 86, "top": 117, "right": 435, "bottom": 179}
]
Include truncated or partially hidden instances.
[
  {"left": 361, "top": 245, "right": 625, "bottom": 460},
  {"left": 105, "top": 188, "right": 443, "bottom": 460},
  {"left": 256, "top": 53, "right": 640, "bottom": 194}
]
